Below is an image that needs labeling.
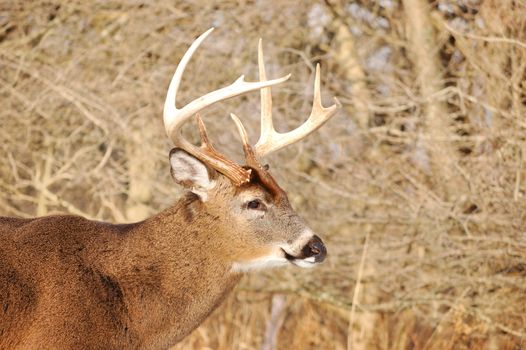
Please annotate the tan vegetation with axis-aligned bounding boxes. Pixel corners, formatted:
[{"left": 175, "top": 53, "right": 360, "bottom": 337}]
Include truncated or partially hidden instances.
[{"left": 1, "top": 0, "right": 525, "bottom": 349}]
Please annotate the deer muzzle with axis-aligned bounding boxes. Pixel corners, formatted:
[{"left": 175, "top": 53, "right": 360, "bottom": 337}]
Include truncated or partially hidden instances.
[{"left": 282, "top": 233, "right": 327, "bottom": 268}]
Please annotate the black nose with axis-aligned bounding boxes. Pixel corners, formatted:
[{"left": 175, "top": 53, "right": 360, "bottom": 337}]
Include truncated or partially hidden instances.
[{"left": 302, "top": 235, "right": 327, "bottom": 263}]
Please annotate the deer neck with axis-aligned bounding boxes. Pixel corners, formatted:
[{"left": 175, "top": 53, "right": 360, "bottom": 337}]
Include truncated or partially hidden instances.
[{"left": 89, "top": 192, "right": 242, "bottom": 347}]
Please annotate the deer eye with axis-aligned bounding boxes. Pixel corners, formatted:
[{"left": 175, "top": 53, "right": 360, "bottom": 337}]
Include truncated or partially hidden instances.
[{"left": 246, "top": 199, "right": 266, "bottom": 210}]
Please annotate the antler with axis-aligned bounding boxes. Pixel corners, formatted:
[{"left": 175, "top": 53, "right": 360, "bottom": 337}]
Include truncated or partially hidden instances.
[
  {"left": 231, "top": 39, "right": 340, "bottom": 160},
  {"left": 163, "top": 28, "right": 291, "bottom": 186},
  {"left": 256, "top": 62, "right": 339, "bottom": 157},
  {"left": 228, "top": 41, "right": 339, "bottom": 198}
]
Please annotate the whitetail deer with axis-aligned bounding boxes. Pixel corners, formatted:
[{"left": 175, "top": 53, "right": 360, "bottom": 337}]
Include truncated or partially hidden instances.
[{"left": 0, "top": 28, "right": 339, "bottom": 349}]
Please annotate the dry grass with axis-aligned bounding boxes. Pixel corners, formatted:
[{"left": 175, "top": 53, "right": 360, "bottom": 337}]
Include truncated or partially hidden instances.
[{"left": 1, "top": 0, "right": 526, "bottom": 349}]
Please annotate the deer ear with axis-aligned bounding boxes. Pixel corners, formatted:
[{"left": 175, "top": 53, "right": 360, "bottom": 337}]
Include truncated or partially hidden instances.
[{"left": 169, "top": 148, "right": 216, "bottom": 196}]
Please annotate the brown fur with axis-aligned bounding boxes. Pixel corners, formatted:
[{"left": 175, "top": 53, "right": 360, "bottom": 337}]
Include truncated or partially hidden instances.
[{"left": 0, "top": 191, "right": 243, "bottom": 349}]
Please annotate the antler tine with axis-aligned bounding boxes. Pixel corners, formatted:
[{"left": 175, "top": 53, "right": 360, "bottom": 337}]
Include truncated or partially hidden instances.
[
  {"left": 257, "top": 39, "right": 274, "bottom": 146},
  {"left": 163, "top": 28, "right": 290, "bottom": 186},
  {"left": 230, "top": 113, "right": 255, "bottom": 160},
  {"left": 195, "top": 113, "right": 213, "bottom": 149},
  {"left": 193, "top": 114, "right": 253, "bottom": 185},
  {"left": 230, "top": 112, "right": 286, "bottom": 199},
  {"left": 254, "top": 63, "right": 340, "bottom": 158}
]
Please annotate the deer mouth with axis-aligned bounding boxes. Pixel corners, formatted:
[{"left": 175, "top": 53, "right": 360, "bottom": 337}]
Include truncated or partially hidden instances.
[{"left": 281, "top": 249, "right": 319, "bottom": 268}]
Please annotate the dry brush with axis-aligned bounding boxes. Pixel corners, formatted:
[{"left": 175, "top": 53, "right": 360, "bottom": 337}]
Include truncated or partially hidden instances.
[{"left": 1, "top": 1, "right": 525, "bottom": 349}]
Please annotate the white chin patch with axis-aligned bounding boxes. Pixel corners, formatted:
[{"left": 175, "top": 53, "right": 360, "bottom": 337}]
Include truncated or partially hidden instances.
[
  {"left": 290, "top": 257, "right": 317, "bottom": 268},
  {"left": 231, "top": 256, "right": 289, "bottom": 273},
  {"left": 231, "top": 254, "right": 318, "bottom": 272}
]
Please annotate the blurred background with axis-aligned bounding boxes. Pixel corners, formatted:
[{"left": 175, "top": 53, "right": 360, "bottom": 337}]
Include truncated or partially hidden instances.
[{"left": 1, "top": 0, "right": 525, "bottom": 349}]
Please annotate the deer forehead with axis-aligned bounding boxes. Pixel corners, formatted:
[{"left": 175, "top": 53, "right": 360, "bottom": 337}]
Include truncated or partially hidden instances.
[
  {"left": 205, "top": 176, "right": 272, "bottom": 203},
  {"left": 235, "top": 185, "right": 273, "bottom": 203}
]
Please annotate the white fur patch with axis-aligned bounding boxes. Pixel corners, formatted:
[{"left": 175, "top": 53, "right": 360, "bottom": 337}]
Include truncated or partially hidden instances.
[
  {"left": 169, "top": 150, "right": 215, "bottom": 200},
  {"left": 191, "top": 188, "right": 211, "bottom": 202},
  {"left": 290, "top": 258, "right": 316, "bottom": 268},
  {"left": 231, "top": 256, "right": 289, "bottom": 273}
]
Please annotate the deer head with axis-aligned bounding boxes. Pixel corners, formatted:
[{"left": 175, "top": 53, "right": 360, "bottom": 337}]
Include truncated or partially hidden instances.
[{"left": 163, "top": 28, "right": 339, "bottom": 272}]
